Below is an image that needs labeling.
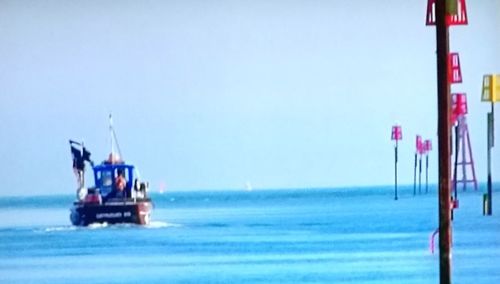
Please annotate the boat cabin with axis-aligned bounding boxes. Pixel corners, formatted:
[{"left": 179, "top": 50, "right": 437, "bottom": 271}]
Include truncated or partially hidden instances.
[{"left": 93, "top": 162, "right": 134, "bottom": 198}]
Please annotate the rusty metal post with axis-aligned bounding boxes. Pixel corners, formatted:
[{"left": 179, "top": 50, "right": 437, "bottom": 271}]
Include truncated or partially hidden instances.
[{"left": 436, "top": 0, "right": 452, "bottom": 283}]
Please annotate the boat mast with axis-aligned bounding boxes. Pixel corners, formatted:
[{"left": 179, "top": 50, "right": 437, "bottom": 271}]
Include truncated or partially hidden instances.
[
  {"left": 109, "top": 114, "right": 115, "bottom": 163},
  {"left": 109, "top": 113, "right": 123, "bottom": 163}
]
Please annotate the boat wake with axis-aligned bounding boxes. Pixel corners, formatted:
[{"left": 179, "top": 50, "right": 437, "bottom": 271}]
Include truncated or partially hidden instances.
[
  {"left": 40, "top": 221, "right": 181, "bottom": 232},
  {"left": 86, "top": 221, "right": 182, "bottom": 229},
  {"left": 144, "top": 220, "right": 182, "bottom": 229},
  {"left": 40, "top": 226, "right": 77, "bottom": 233},
  {"left": 87, "top": 222, "right": 110, "bottom": 229},
  {"left": 38, "top": 224, "right": 108, "bottom": 232}
]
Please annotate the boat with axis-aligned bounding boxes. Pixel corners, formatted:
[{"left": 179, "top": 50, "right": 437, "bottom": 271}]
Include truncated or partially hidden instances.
[{"left": 69, "top": 116, "right": 152, "bottom": 226}]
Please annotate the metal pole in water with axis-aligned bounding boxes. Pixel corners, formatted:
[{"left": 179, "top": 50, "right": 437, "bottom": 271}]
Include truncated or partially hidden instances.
[
  {"left": 395, "top": 140, "right": 398, "bottom": 200},
  {"left": 391, "top": 125, "right": 402, "bottom": 200},
  {"left": 451, "top": 124, "right": 460, "bottom": 221},
  {"left": 453, "top": 124, "right": 459, "bottom": 202},
  {"left": 436, "top": 0, "right": 452, "bottom": 282},
  {"left": 419, "top": 154, "right": 422, "bottom": 194},
  {"left": 413, "top": 152, "right": 417, "bottom": 196},
  {"left": 426, "top": 154, "right": 429, "bottom": 193},
  {"left": 486, "top": 103, "right": 494, "bottom": 215}
]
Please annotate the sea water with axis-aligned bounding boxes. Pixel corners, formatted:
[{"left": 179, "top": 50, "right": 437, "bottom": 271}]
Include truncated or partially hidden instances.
[{"left": 0, "top": 185, "right": 499, "bottom": 283}]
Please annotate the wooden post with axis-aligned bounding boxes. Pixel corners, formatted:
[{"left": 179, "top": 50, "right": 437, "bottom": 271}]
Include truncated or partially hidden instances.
[{"left": 436, "top": 0, "right": 452, "bottom": 282}]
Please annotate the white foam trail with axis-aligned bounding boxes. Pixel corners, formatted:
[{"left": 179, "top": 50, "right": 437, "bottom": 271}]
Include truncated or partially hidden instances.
[
  {"left": 41, "top": 226, "right": 77, "bottom": 232},
  {"left": 145, "top": 221, "right": 182, "bottom": 229},
  {"left": 40, "top": 221, "right": 180, "bottom": 232},
  {"left": 87, "top": 222, "right": 109, "bottom": 229}
]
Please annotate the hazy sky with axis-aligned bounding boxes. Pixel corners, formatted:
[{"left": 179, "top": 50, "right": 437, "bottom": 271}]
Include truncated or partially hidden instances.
[{"left": 1, "top": 0, "right": 499, "bottom": 195}]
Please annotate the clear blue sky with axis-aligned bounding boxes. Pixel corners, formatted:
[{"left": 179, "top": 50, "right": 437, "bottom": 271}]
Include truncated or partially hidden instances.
[{"left": 0, "top": 0, "right": 499, "bottom": 195}]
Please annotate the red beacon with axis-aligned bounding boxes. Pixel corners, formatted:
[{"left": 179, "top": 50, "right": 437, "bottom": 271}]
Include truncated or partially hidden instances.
[
  {"left": 424, "top": 140, "right": 433, "bottom": 153},
  {"left": 451, "top": 93, "right": 468, "bottom": 124},
  {"left": 416, "top": 135, "right": 424, "bottom": 154},
  {"left": 423, "top": 139, "right": 432, "bottom": 194},
  {"left": 391, "top": 124, "right": 402, "bottom": 200},
  {"left": 391, "top": 125, "right": 402, "bottom": 141},
  {"left": 448, "top": 52, "right": 462, "bottom": 84},
  {"left": 426, "top": 0, "right": 468, "bottom": 26}
]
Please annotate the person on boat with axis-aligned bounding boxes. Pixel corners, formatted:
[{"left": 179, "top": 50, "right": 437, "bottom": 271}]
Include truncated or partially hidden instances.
[{"left": 115, "top": 169, "right": 127, "bottom": 198}]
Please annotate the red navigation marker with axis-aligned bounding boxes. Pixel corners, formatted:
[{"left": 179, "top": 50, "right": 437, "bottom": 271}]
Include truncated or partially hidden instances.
[
  {"left": 426, "top": 0, "right": 468, "bottom": 26},
  {"left": 448, "top": 53, "right": 462, "bottom": 84},
  {"left": 451, "top": 93, "right": 468, "bottom": 124},
  {"left": 416, "top": 135, "right": 424, "bottom": 154},
  {"left": 391, "top": 125, "right": 402, "bottom": 141},
  {"left": 424, "top": 140, "right": 433, "bottom": 153},
  {"left": 423, "top": 139, "right": 432, "bottom": 194},
  {"left": 391, "top": 125, "right": 403, "bottom": 200}
]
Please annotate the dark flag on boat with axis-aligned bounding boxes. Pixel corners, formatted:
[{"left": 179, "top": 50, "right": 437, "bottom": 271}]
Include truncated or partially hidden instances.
[
  {"left": 69, "top": 140, "right": 93, "bottom": 171},
  {"left": 70, "top": 145, "right": 83, "bottom": 171},
  {"left": 82, "top": 147, "right": 92, "bottom": 165}
]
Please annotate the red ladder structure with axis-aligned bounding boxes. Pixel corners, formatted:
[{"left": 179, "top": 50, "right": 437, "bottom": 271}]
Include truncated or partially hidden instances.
[{"left": 452, "top": 112, "right": 478, "bottom": 192}]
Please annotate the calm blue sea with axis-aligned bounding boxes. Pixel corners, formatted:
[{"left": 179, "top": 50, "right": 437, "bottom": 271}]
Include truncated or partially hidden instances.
[{"left": 0, "top": 185, "right": 499, "bottom": 283}]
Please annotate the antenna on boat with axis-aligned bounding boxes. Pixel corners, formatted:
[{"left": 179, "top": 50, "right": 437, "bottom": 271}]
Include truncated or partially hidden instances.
[{"left": 109, "top": 113, "right": 123, "bottom": 163}]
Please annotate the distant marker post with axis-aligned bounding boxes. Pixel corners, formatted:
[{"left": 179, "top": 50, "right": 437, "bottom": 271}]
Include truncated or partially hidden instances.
[
  {"left": 424, "top": 140, "right": 432, "bottom": 194},
  {"left": 391, "top": 125, "right": 402, "bottom": 200},
  {"left": 413, "top": 152, "right": 417, "bottom": 196},
  {"left": 419, "top": 152, "right": 422, "bottom": 194},
  {"left": 415, "top": 135, "right": 423, "bottom": 195},
  {"left": 481, "top": 74, "right": 499, "bottom": 215}
]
